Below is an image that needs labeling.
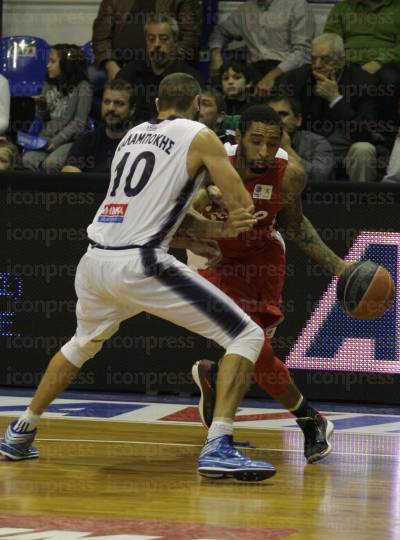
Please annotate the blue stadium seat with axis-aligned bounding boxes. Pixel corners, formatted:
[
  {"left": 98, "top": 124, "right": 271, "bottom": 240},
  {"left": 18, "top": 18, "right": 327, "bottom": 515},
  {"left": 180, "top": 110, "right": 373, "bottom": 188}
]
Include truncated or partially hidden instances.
[
  {"left": 82, "top": 41, "right": 95, "bottom": 66},
  {"left": 0, "top": 36, "right": 50, "bottom": 97}
]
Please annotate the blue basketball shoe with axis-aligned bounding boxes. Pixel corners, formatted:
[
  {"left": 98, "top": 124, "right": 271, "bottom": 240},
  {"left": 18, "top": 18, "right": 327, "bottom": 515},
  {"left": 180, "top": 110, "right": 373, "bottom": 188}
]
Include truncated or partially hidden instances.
[
  {"left": 0, "top": 421, "right": 39, "bottom": 461},
  {"left": 198, "top": 435, "right": 276, "bottom": 481}
]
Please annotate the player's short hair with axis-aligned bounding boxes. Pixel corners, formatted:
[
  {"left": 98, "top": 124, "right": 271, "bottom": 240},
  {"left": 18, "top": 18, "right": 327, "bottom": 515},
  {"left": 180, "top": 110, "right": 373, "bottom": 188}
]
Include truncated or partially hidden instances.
[
  {"left": 201, "top": 86, "right": 225, "bottom": 113},
  {"left": 266, "top": 95, "right": 302, "bottom": 117},
  {"left": 158, "top": 73, "right": 201, "bottom": 112},
  {"left": 103, "top": 79, "right": 136, "bottom": 109},
  {"left": 239, "top": 105, "right": 283, "bottom": 135},
  {"left": 144, "top": 14, "right": 180, "bottom": 41}
]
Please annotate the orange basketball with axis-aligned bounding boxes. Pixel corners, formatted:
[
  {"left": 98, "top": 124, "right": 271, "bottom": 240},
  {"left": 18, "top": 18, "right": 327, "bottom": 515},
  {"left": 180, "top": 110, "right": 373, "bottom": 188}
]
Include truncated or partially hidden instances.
[{"left": 336, "top": 261, "right": 395, "bottom": 320}]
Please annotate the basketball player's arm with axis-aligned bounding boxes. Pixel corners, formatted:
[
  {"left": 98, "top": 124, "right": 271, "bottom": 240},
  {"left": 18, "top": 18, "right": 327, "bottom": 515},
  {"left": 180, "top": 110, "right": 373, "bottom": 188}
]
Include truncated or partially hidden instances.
[
  {"left": 172, "top": 206, "right": 255, "bottom": 243},
  {"left": 277, "top": 162, "right": 346, "bottom": 276},
  {"left": 188, "top": 128, "right": 254, "bottom": 212}
]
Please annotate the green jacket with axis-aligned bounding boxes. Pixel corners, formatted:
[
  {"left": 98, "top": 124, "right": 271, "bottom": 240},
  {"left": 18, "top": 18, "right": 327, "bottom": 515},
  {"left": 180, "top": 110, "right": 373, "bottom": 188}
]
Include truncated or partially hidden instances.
[{"left": 324, "top": 0, "right": 400, "bottom": 64}]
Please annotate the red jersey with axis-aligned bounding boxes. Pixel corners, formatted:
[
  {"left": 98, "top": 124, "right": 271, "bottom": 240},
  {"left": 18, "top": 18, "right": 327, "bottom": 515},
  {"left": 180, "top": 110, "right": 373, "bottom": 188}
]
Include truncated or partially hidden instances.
[
  {"left": 204, "top": 145, "right": 288, "bottom": 259},
  {"left": 197, "top": 145, "right": 288, "bottom": 329}
]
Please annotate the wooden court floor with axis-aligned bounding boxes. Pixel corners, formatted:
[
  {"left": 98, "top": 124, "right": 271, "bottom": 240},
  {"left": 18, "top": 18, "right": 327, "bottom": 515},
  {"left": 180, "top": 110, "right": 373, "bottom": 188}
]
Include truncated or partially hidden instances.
[{"left": 1, "top": 415, "right": 399, "bottom": 540}]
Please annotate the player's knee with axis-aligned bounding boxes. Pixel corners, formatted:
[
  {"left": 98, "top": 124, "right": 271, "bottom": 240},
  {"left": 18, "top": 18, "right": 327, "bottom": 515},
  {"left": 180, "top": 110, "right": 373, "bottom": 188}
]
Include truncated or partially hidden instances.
[
  {"left": 61, "top": 336, "right": 104, "bottom": 368},
  {"left": 248, "top": 322, "right": 265, "bottom": 356},
  {"left": 227, "top": 320, "right": 265, "bottom": 364}
]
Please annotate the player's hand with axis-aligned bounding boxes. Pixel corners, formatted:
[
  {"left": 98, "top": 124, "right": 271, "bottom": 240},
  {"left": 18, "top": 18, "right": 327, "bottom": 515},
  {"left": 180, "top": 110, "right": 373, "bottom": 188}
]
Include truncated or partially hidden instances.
[
  {"left": 207, "top": 185, "right": 225, "bottom": 207},
  {"left": 223, "top": 206, "right": 258, "bottom": 237},
  {"left": 188, "top": 238, "right": 222, "bottom": 267}
]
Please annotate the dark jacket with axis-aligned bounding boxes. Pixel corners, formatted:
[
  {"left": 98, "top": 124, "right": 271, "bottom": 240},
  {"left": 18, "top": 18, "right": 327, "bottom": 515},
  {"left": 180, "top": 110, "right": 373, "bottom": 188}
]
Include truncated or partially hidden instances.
[
  {"left": 117, "top": 59, "right": 204, "bottom": 123},
  {"left": 92, "top": 0, "right": 202, "bottom": 65},
  {"left": 275, "top": 63, "right": 378, "bottom": 145}
]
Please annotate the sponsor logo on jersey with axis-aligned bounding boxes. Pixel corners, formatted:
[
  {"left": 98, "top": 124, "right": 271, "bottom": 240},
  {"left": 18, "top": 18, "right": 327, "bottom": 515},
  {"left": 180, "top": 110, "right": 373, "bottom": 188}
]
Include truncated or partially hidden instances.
[
  {"left": 253, "top": 184, "right": 272, "bottom": 200},
  {"left": 98, "top": 204, "right": 128, "bottom": 223}
]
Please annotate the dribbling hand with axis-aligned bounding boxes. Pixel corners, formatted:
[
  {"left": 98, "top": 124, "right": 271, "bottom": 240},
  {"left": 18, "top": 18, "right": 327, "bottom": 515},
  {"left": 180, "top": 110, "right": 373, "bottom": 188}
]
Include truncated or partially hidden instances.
[{"left": 223, "top": 207, "right": 259, "bottom": 237}]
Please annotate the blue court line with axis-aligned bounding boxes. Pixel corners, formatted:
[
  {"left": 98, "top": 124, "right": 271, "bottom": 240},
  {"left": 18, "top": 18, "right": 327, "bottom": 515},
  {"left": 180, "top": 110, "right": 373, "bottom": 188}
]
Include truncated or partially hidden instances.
[{"left": 0, "top": 386, "right": 399, "bottom": 416}]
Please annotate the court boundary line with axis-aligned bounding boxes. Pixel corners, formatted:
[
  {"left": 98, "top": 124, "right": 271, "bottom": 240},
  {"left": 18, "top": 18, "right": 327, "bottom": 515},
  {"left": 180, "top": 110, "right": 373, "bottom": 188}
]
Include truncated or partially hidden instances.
[{"left": 34, "top": 436, "right": 400, "bottom": 459}]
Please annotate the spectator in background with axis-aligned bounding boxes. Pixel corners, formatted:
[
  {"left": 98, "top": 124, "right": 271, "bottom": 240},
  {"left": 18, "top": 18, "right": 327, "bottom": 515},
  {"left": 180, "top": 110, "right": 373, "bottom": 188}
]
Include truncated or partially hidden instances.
[
  {"left": 117, "top": 15, "right": 204, "bottom": 123},
  {"left": 275, "top": 33, "right": 379, "bottom": 182},
  {"left": 220, "top": 60, "right": 257, "bottom": 116},
  {"left": 208, "top": 0, "right": 314, "bottom": 96},
  {"left": 199, "top": 86, "right": 225, "bottom": 133},
  {"left": 266, "top": 95, "right": 335, "bottom": 182},
  {"left": 22, "top": 44, "right": 92, "bottom": 174},
  {"left": 0, "top": 75, "right": 10, "bottom": 136},
  {"left": 199, "top": 86, "right": 235, "bottom": 144},
  {"left": 324, "top": 0, "right": 400, "bottom": 134},
  {"left": 0, "top": 138, "right": 20, "bottom": 171},
  {"left": 92, "top": 0, "right": 201, "bottom": 83},
  {"left": 62, "top": 79, "right": 135, "bottom": 174}
]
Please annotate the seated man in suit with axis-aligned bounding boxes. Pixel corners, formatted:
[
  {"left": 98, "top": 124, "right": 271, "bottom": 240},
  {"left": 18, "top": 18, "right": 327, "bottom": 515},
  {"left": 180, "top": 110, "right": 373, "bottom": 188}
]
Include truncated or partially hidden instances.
[
  {"left": 274, "top": 33, "right": 381, "bottom": 182},
  {"left": 324, "top": 0, "right": 400, "bottom": 135}
]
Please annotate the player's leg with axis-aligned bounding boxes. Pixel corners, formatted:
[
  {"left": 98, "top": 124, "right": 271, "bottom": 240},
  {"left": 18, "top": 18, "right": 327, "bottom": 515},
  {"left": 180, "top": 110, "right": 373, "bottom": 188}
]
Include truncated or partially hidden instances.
[
  {"left": 194, "top": 334, "right": 334, "bottom": 463},
  {"left": 0, "top": 321, "right": 124, "bottom": 461},
  {"left": 0, "top": 252, "right": 135, "bottom": 461},
  {"left": 252, "top": 336, "right": 334, "bottom": 463},
  {"left": 134, "top": 250, "right": 276, "bottom": 480},
  {"left": 193, "top": 253, "right": 333, "bottom": 463}
]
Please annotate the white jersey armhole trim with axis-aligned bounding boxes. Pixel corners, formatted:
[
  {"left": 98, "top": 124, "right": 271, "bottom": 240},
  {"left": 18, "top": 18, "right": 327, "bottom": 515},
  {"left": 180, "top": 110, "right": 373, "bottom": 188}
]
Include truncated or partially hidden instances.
[{"left": 186, "top": 126, "right": 209, "bottom": 179}]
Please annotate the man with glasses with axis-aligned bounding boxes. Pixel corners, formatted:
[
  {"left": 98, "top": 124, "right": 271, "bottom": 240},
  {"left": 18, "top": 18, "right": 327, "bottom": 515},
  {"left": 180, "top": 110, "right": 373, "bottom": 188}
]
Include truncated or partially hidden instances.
[
  {"left": 324, "top": 0, "right": 400, "bottom": 139},
  {"left": 274, "top": 33, "right": 379, "bottom": 182}
]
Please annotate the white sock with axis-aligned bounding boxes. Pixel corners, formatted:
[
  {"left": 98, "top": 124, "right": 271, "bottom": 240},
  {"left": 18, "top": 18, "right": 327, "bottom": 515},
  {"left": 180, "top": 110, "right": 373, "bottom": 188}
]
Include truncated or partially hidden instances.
[
  {"left": 207, "top": 417, "right": 233, "bottom": 441},
  {"left": 14, "top": 408, "right": 41, "bottom": 432}
]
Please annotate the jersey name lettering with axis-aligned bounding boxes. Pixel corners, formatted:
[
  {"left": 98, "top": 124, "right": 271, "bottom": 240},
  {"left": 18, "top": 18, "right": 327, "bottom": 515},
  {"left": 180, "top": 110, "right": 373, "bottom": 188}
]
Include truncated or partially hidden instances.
[{"left": 119, "top": 131, "right": 175, "bottom": 154}]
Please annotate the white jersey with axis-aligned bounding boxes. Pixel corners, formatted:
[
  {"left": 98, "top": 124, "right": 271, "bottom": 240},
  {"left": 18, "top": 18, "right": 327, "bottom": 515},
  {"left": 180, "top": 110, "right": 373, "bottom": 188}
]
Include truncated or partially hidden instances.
[{"left": 87, "top": 116, "right": 207, "bottom": 250}]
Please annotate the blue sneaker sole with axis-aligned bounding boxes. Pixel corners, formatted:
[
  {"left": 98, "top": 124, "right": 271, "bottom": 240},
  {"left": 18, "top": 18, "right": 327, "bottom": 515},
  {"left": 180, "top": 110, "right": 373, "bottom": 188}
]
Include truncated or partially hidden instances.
[
  {"left": 0, "top": 441, "right": 39, "bottom": 461},
  {"left": 198, "top": 466, "right": 276, "bottom": 482}
]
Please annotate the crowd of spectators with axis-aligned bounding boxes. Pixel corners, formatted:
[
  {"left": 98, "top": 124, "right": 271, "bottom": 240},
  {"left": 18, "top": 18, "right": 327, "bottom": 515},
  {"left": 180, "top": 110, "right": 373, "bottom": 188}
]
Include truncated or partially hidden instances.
[{"left": 1, "top": 0, "right": 399, "bottom": 182}]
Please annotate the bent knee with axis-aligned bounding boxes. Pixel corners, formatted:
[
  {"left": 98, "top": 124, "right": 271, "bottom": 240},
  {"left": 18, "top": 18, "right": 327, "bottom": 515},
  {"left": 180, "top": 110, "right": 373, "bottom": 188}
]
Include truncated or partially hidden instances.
[
  {"left": 61, "top": 337, "right": 105, "bottom": 368},
  {"left": 226, "top": 320, "right": 265, "bottom": 364}
]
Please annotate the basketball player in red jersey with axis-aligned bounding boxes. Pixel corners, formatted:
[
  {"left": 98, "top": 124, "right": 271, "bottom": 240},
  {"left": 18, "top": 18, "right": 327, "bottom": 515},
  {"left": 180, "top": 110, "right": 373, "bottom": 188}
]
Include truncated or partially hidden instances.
[{"left": 190, "top": 104, "right": 347, "bottom": 463}]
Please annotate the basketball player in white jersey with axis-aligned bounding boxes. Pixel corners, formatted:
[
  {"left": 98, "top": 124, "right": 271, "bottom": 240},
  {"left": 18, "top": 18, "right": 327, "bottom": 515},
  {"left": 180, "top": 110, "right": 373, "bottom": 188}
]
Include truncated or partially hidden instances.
[{"left": 0, "top": 73, "right": 276, "bottom": 481}]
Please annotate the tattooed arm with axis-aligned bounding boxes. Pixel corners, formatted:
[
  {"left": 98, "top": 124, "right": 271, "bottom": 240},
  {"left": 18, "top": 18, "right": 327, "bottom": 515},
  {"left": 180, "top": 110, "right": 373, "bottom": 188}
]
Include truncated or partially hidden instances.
[{"left": 277, "top": 161, "right": 346, "bottom": 276}]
